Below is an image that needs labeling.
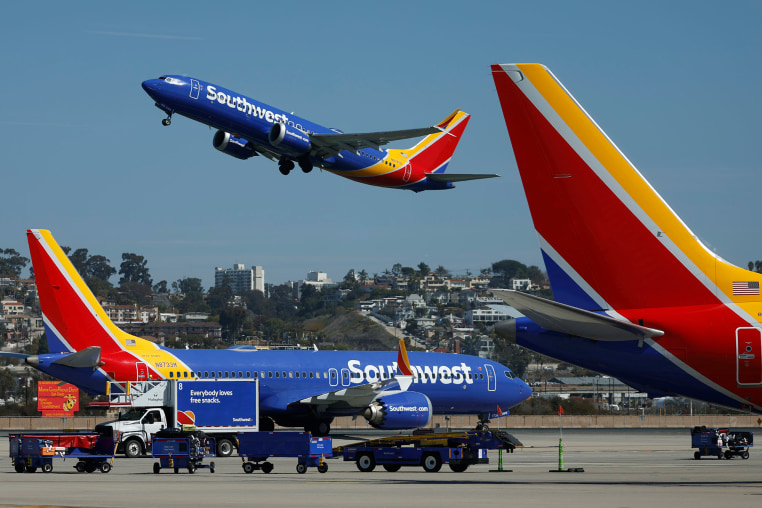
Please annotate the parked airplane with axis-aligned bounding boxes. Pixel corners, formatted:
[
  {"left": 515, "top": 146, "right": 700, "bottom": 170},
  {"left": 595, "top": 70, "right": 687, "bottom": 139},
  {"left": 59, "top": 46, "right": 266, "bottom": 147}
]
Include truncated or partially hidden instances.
[
  {"left": 141, "top": 76, "right": 498, "bottom": 191},
  {"left": 7, "top": 229, "right": 530, "bottom": 434},
  {"left": 490, "top": 63, "right": 761, "bottom": 413}
]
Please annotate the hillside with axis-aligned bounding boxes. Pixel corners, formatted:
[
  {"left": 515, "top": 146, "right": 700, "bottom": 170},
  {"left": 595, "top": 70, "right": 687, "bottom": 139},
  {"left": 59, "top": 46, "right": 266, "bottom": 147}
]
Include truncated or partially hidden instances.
[{"left": 301, "top": 308, "right": 397, "bottom": 351}]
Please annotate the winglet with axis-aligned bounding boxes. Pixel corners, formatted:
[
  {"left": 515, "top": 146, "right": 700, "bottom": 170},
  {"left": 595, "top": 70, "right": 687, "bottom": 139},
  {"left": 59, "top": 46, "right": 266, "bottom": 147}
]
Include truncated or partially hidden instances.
[{"left": 397, "top": 339, "right": 413, "bottom": 376}]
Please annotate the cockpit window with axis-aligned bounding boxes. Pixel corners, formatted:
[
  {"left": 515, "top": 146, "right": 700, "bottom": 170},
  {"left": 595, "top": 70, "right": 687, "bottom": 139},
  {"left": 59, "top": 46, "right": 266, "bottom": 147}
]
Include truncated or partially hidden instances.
[
  {"left": 159, "top": 76, "right": 183, "bottom": 85},
  {"left": 504, "top": 371, "right": 515, "bottom": 379}
]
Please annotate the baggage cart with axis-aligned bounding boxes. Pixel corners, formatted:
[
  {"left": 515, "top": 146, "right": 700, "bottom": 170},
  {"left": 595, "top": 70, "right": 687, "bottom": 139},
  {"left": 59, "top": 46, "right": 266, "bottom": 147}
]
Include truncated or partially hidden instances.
[
  {"left": 238, "top": 432, "right": 331, "bottom": 474},
  {"left": 9, "top": 432, "right": 117, "bottom": 473},
  {"left": 691, "top": 426, "right": 753, "bottom": 460},
  {"left": 151, "top": 428, "right": 216, "bottom": 474}
]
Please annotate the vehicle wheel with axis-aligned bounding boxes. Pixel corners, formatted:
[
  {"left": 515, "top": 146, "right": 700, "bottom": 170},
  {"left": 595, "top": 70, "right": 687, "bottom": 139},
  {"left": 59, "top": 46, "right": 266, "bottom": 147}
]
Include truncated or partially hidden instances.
[
  {"left": 449, "top": 463, "right": 469, "bottom": 473},
  {"left": 85, "top": 464, "right": 96, "bottom": 473},
  {"left": 382, "top": 464, "right": 401, "bottom": 472},
  {"left": 356, "top": 453, "right": 376, "bottom": 473},
  {"left": 742, "top": 451, "right": 750, "bottom": 459},
  {"left": 262, "top": 462, "right": 274, "bottom": 474},
  {"left": 76, "top": 462, "right": 86, "bottom": 472},
  {"left": 42, "top": 463, "right": 53, "bottom": 473},
  {"left": 318, "top": 463, "right": 328, "bottom": 474},
  {"left": 14, "top": 463, "right": 24, "bottom": 473},
  {"left": 725, "top": 450, "right": 733, "bottom": 459},
  {"left": 100, "top": 462, "right": 111, "bottom": 473},
  {"left": 210, "top": 462, "right": 215, "bottom": 474},
  {"left": 174, "top": 467, "right": 179, "bottom": 474},
  {"left": 422, "top": 453, "right": 442, "bottom": 473},
  {"left": 243, "top": 462, "right": 255, "bottom": 474},
  {"left": 153, "top": 463, "right": 161, "bottom": 474},
  {"left": 26, "top": 466, "right": 37, "bottom": 473},
  {"left": 296, "top": 463, "right": 307, "bottom": 474},
  {"left": 162, "top": 118, "right": 171, "bottom": 126},
  {"left": 124, "top": 438, "right": 143, "bottom": 458},
  {"left": 694, "top": 451, "right": 701, "bottom": 460},
  {"left": 216, "top": 438, "right": 234, "bottom": 457},
  {"left": 188, "top": 465, "right": 196, "bottom": 474}
]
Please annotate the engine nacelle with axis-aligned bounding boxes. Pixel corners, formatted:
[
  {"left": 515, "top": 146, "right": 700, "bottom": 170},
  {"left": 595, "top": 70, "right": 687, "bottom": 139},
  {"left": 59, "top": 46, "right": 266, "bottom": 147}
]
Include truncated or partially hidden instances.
[
  {"left": 268, "top": 122, "right": 311, "bottom": 158},
  {"left": 362, "top": 391, "right": 433, "bottom": 430},
  {"left": 212, "top": 130, "right": 257, "bottom": 160}
]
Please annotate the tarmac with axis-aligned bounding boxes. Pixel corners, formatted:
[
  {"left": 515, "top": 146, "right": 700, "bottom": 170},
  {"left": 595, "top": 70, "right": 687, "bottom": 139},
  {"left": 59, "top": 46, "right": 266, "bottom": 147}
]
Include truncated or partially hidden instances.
[{"left": 1, "top": 428, "right": 759, "bottom": 508}]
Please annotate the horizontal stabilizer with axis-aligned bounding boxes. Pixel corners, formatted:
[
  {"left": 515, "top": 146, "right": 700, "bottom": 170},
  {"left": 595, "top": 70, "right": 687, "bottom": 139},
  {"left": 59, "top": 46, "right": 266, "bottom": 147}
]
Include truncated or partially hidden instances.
[
  {"left": 492, "top": 290, "right": 664, "bottom": 341},
  {"left": 52, "top": 346, "right": 102, "bottom": 369},
  {"left": 0, "top": 352, "right": 30, "bottom": 360},
  {"left": 426, "top": 173, "right": 500, "bottom": 183}
]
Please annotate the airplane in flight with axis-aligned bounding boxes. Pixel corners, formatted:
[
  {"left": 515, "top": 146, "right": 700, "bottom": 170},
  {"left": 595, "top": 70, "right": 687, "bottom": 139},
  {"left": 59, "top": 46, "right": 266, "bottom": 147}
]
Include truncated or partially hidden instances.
[
  {"left": 141, "top": 76, "right": 498, "bottom": 192},
  {"left": 6, "top": 229, "right": 530, "bottom": 435},
  {"left": 490, "top": 63, "right": 761, "bottom": 413}
]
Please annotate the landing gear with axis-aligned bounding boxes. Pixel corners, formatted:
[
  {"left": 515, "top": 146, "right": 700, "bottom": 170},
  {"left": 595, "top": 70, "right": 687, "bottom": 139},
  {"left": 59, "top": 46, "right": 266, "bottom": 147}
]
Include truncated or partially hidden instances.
[
  {"left": 278, "top": 158, "right": 295, "bottom": 175},
  {"left": 298, "top": 158, "right": 313, "bottom": 173},
  {"left": 161, "top": 117, "right": 172, "bottom": 126},
  {"left": 305, "top": 420, "right": 331, "bottom": 437},
  {"left": 475, "top": 414, "right": 490, "bottom": 431}
]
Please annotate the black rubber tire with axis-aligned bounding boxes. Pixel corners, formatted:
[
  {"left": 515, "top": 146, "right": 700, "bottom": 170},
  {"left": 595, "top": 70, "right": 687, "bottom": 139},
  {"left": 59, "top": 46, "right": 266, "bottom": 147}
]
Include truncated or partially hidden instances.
[
  {"left": 742, "top": 451, "right": 750, "bottom": 459},
  {"left": 422, "top": 453, "right": 443, "bottom": 473},
  {"left": 382, "top": 464, "right": 401, "bottom": 472},
  {"left": 123, "top": 439, "right": 143, "bottom": 458},
  {"left": 356, "top": 453, "right": 376, "bottom": 473},
  {"left": 243, "top": 462, "right": 255, "bottom": 474},
  {"left": 42, "top": 463, "right": 53, "bottom": 473},
  {"left": 262, "top": 462, "right": 274, "bottom": 474},
  {"left": 318, "top": 463, "right": 328, "bottom": 473},
  {"left": 449, "top": 463, "right": 469, "bottom": 473},
  {"left": 100, "top": 462, "right": 111, "bottom": 473},
  {"left": 694, "top": 451, "right": 701, "bottom": 460},
  {"left": 15, "top": 463, "right": 24, "bottom": 473},
  {"left": 216, "top": 438, "right": 234, "bottom": 457},
  {"left": 153, "top": 463, "right": 161, "bottom": 474},
  {"left": 296, "top": 463, "right": 307, "bottom": 474}
]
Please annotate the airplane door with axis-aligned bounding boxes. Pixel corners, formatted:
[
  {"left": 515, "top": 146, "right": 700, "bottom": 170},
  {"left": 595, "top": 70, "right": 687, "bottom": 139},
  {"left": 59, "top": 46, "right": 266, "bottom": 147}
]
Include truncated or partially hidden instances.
[
  {"left": 136, "top": 362, "right": 148, "bottom": 381},
  {"left": 189, "top": 79, "right": 201, "bottom": 100},
  {"left": 328, "top": 368, "right": 338, "bottom": 387},
  {"left": 402, "top": 164, "right": 412, "bottom": 182},
  {"left": 736, "top": 327, "right": 762, "bottom": 385},
  {"left": 341, "top": 368, "right": 351, "bottom": 387},
  {"left": 484, "top": 364, "right": 496, "bottom": 392}
]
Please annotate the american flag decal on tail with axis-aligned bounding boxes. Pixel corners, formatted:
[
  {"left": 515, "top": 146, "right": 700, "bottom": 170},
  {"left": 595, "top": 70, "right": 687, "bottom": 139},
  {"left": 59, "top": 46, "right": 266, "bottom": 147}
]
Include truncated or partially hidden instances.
[{"left": 732, "top": 281, "right": 760, "bottom": 295}]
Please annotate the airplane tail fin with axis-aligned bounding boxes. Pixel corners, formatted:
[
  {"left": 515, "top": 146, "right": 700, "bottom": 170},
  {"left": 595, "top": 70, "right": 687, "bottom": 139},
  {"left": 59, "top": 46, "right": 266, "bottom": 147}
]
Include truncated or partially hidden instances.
[
  {"left": 491, "top": 64, "right": 762, "bottom": 311},
  {"left": 406, "top": 109, "right": 471, "bottom": 174},
  {"left": 27, "top": 229, "right": 136, "bottom": 355}
]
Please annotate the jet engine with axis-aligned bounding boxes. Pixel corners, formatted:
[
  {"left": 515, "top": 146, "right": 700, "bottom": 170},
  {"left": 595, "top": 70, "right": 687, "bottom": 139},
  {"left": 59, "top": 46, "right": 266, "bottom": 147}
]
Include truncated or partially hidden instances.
[
  {"left": 212, "top": 130, "right": 257, "bottom": 160},
  {"left": 362, "top": 391, "right": 433, "bottom": 430},
  {"left": 268, "top": 122, "right": 311, "bottom": 158}
]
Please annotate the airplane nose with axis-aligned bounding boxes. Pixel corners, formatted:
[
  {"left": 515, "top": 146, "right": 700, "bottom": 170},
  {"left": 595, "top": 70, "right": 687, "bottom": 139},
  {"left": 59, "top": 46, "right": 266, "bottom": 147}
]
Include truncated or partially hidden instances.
[
  {"left": 495, "top": 318, "right": 516, "bottom": 343},
  {"left": 141, "top": 79, "right": 162, "bottom": 98}
]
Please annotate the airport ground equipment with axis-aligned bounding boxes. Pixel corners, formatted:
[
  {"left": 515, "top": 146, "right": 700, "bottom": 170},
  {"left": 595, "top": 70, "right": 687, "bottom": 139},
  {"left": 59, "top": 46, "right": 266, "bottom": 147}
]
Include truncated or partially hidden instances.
[
  {"left": 335, "top": 429, "right": 521, "bottom": 473},
  {"left": 691, "top": 427, "right": 753, "bottom": 460},
  {"left": 151, "top": 427, "right": 216, "bottom": 474},
  {"left": 237, "top": 432, "right": 331, "bottom": 474},
  {"left": 94, "top": 379, "right": 258, "bottom": 458},
  {"left": 9, "top": 431, "right": 117, "bottom": 473}
]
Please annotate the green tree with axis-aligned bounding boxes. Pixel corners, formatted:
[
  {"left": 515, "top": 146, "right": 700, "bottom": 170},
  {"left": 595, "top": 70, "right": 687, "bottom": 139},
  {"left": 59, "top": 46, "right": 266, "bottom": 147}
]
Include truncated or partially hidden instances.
[
  {"left": 219, "top": 306, "right": 248, "bottom": 340},
  {"left": 207, "top": 284, "right": 233, "bottom": 313},
  {"left": 417, "top": 262, "right": 430, "bottom": 277},
  {"left": 119, "top": 253, "right": 152, "bottom": 286},
  {"left": 0, "top": 248, "right": 29, "bottom": 278}
]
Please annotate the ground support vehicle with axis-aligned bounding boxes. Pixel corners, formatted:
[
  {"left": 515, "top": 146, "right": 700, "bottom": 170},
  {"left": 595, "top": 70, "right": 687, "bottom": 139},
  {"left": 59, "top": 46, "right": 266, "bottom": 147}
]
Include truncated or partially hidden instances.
[
  {"left": 691, "top": 427, "right": 753, "bottom": 460},
  {"left": 238, "top": 432, "right": 332, "bottom": 474},
  {"left": 94, "top": 379, "right": 258, "bottom": 458},
  {"left": 335, "top": 429, "right": 521, "bottom": 473},
  {"left": 9, "top": 432, "right": 117, "bottom": 473},
  {"left": 151, "top": 428, "right": 216, "bottom": 474}
]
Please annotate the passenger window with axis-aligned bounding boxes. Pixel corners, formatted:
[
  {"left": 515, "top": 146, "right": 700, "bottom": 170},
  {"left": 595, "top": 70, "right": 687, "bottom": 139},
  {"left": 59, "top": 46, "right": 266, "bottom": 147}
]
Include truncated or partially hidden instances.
[
  {"left": 169, "top": 372, "right": 174, "bottom": 378},
  {"left": 268, "top": 371, "right": 272, "bottom": 378},
  {"left": 309, "top": 372, "right": 314, "bottom": 379},
  {"left": 302, "top": 371, "right": 307, "bottom": 378},
  {"left": 246, "top": 371, "right": 251, "bottom": 378},
  {"left": 204, "top": 371, "right": 209, "bottom": 378},
  {"left": 183, "top": 371, "right": 188, "bottom": 378},
  {"left": 289, "top": 372, "right": 294, "bottom": 378},
  {"left": 282, "top": 371, "right": 286, "bottom": 378},
  {"left": 295, "top": 372, "right": 300, "bottom": 378},
  {"left": 238, "top": 371, "right": 243, "bottom": 378},
  {"left": 275, "top": 372, "right": 280, "bottom": 378},
  {"left": 217, "top": 371, "right": 222, "bottom": 378}
]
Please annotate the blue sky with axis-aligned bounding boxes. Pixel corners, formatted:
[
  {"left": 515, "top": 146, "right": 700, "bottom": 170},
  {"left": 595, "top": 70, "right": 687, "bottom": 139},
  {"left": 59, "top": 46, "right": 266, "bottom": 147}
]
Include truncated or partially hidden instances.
[{"left": 2, "top": 1, "right": 760, "bottom": 288}]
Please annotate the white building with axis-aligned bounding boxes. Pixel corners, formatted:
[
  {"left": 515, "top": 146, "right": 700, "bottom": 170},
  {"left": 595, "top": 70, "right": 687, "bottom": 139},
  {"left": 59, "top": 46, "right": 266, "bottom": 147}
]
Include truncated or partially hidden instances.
[
  {"left": 215, "top": 264, "right": 265, "bottom": 295},
  {"left": 465, "top": 304, "right": 515, "bottom": 327}
]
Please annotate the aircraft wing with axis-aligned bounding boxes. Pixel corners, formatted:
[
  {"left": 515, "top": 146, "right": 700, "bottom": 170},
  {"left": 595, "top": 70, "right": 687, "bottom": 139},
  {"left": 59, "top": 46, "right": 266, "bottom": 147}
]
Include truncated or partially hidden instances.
[
  {"left": 426, "top": 172, "right": 500, "bottom": 183},
  {"left": 491, "top": 290, "right": 664, "bottom": 341},
  {"left": 310, "top": 126, "right": 440, "bottom": 157},
  {"left": 298, "top": 375, "right": 413, "bottom": 409},
  {"left": 298, "top": 339, "right": 414, "bottom": 409}
]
